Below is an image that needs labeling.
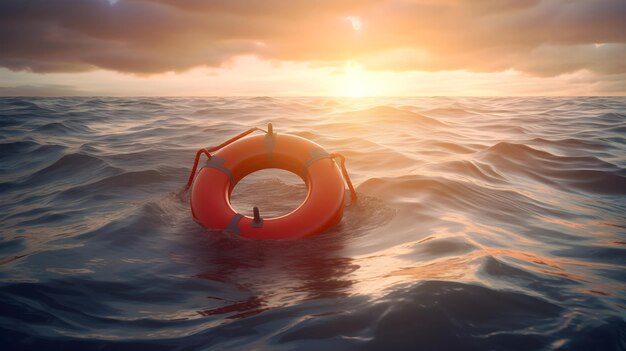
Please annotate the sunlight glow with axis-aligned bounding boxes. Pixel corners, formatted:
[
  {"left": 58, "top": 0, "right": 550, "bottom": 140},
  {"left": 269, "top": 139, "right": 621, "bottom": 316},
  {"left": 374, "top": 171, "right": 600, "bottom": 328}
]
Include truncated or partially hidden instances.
[
  {"left": 0, "top": 56, "right": 619, "bottom": 97},
  {"left": 335, "top": 62, "right": 378, "bottom": 97}
]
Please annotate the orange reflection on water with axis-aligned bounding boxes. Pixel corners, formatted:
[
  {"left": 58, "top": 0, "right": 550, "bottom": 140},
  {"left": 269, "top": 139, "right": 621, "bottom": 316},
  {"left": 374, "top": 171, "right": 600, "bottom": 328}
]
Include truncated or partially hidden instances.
[
  {"left": 541, "top": 218, "right": 626, "bottom": 239},
  {"left": 347, "top": 205, "right": 626, "bottom": 301},
  {"left": 387, "top": 245, "right": 622, "bottom": 285},
  {"left": 441, "top": 213, "right": 539, "bottom": 245},
  {"left": 589, "top": 220, "right": 626, "bottom": 228},
  {"left": 387, "top": 254, "right": 474, "bottom": 281},
  {"left": 542, "top": 217, "right": 586, "bottom": 229}
]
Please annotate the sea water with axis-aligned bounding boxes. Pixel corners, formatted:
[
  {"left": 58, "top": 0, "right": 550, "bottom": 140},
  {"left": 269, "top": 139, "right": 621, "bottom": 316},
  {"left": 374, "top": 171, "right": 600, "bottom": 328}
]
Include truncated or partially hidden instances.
[{"left": 1, "top": 97, "right": 625, "bottom": 350}]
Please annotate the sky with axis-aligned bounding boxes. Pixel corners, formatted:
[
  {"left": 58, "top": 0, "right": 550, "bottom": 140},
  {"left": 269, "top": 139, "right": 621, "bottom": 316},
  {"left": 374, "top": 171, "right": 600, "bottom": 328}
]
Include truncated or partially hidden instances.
[{"left": 0, "top": 0, "right": 625, "bottom": 96}]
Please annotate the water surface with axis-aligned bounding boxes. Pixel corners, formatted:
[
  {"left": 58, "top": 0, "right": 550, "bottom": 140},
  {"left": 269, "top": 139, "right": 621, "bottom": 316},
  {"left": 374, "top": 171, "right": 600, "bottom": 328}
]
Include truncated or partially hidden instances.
[{"left": 1, "top": 97, "right": 625, "bottom": 350}]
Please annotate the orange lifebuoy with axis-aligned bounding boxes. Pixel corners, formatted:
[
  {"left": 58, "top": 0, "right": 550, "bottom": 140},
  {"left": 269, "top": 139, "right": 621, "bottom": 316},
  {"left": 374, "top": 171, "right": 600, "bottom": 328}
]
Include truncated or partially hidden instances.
[{"left": 189, "top": 129, "right": 352, "bottom": 239}]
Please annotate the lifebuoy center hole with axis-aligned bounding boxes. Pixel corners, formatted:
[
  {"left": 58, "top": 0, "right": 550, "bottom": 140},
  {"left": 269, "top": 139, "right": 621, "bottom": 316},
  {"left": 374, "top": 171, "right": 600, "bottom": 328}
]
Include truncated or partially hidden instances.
[{"left": 230, "top": 169, "right": 308, "bottom": 218}]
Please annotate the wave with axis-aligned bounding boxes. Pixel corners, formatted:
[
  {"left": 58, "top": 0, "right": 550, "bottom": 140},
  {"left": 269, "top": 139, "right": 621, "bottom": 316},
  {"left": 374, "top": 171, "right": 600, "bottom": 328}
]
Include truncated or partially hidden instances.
[
  {"left": 428, "top": 141, "right": 480, "bottom": 154},
  {"left": 341, "top": 105, "right": 446, "bottom": 126},
  {"left": 479, "top": 142, "right": 626, "bottom": 194},
  {"left": 421, "top": 107, "right": 476, "bottom": 116},
  {"left": 24, "top": 153, "right": 121, "bottom": 186},
  {"left": 432, "top": 159, "right": 507, "bottom": 183},
  {"left": 529, "top": 137, "right": 611, "bottom": 151},
  {"left": 0, "top": 141, "right": 40, "bottom": 158},
  {"left": 597, "top": 112, "right": 625, "bottom": 122},
  {"left": 33, "top": 121, "right": 94, "bottom": 135},
  {"left": 54, "top": 169, "right": 179, "bottom": 203}
]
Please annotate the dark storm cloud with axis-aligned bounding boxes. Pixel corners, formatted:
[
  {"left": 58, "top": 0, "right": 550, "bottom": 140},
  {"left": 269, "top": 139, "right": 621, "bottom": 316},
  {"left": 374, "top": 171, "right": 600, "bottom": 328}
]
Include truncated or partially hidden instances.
[{"left": 0, "top": 0, "right": 624, "bottom": 76}]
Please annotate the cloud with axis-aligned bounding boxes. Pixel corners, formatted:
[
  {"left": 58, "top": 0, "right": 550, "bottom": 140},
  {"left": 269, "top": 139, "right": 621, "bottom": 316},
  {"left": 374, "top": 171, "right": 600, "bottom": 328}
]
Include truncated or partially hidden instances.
[{"left": 0, "top": 0, "right": 624, "bottom": 76}]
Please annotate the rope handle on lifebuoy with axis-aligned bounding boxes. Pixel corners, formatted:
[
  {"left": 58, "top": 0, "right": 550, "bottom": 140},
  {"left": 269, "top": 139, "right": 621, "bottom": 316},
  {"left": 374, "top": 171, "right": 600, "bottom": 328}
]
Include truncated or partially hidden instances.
[
  {"left": 184, "top": 127, "right": 261, "bottom": 191},
  {"left": 330, "top": 153, "right": 358, "bottom": 204}
]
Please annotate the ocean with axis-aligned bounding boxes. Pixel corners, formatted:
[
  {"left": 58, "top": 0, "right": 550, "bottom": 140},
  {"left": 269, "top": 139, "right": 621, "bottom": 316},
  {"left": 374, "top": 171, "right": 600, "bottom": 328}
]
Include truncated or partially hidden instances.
[{"left": 1, "top": 96, "right": 625, "bottom": 350}]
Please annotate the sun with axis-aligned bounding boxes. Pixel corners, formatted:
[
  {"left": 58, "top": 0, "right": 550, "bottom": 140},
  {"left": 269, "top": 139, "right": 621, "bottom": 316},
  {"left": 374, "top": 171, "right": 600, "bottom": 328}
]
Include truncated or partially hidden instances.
[{"left": 335, "top": 62, "right": 378, "bottom": 97}]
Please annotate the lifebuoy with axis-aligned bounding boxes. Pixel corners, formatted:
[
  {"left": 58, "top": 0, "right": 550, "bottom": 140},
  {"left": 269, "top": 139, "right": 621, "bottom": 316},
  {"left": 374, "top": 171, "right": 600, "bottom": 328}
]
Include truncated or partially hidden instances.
[{"left": 189, "top": 127, "right": 354, "bottom": 239}]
